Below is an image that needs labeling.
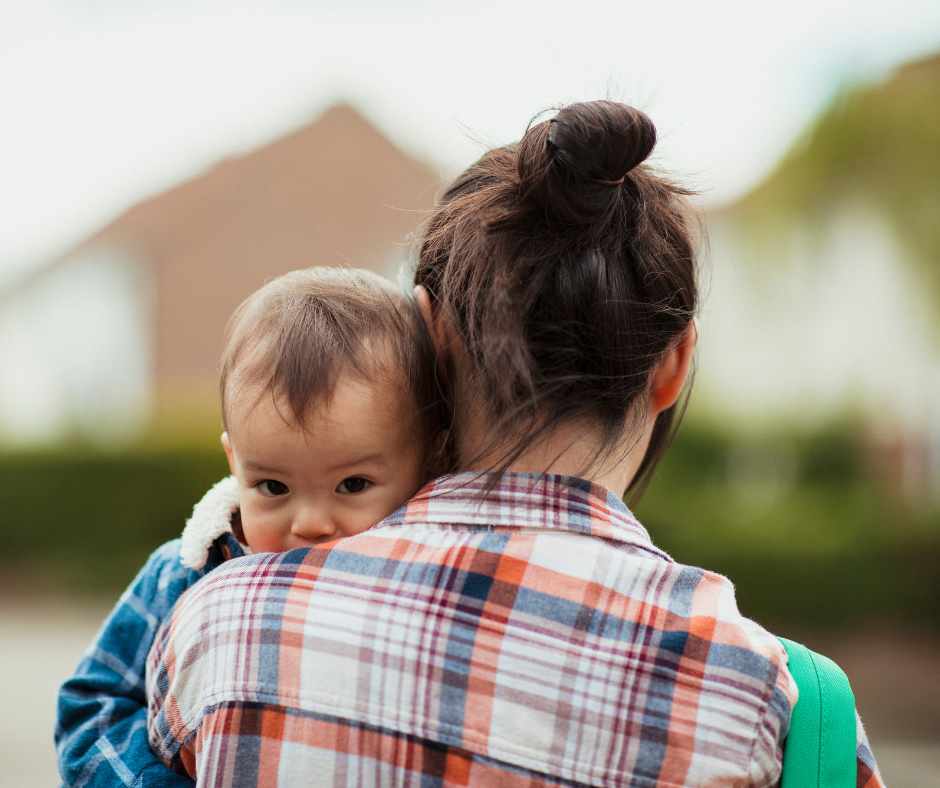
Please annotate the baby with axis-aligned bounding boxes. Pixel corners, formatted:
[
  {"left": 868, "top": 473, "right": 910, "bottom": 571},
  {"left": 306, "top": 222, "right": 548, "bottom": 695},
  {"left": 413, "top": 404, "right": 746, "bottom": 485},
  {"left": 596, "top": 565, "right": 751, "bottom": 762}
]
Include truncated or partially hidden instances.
[{"left": 56, "top": 267, "right": 447, "bottom": 786}]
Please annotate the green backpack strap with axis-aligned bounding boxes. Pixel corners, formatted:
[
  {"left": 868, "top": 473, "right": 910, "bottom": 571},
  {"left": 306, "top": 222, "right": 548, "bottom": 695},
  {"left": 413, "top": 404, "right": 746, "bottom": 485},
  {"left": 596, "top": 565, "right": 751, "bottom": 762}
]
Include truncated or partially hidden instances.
[{"left": 778, "top": 637, "right": 857, "bottom": 788}]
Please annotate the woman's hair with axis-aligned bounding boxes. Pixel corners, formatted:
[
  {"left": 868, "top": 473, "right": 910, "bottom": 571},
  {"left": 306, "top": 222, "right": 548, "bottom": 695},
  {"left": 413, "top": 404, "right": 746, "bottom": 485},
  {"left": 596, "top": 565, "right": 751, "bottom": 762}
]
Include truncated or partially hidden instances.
[
  {"left": 415, "top": 100, "right": 699, "bottom": 500},
  {"left": 220, "top": 266, "right": 448, "bottom": 477}
]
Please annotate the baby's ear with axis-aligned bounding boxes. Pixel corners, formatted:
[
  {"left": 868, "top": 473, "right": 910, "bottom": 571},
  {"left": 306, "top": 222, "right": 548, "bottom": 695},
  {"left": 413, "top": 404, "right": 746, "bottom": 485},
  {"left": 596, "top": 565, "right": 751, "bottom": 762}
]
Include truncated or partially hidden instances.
[{"left": 220, "top": 432, "right": 236, "bottom": 476}]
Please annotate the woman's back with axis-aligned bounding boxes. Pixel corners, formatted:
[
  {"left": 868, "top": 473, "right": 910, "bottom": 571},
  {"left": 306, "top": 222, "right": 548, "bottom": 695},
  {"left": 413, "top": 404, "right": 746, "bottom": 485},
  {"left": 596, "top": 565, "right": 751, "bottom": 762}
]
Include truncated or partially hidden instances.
[{"left": 148, "top": 472, "right": 796, "bottom": 786}]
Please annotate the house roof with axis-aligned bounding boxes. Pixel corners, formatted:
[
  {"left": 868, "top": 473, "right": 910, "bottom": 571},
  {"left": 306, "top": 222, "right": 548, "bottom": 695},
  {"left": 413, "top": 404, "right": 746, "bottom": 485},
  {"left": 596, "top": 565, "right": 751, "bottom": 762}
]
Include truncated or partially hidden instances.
[
  {"left": 2, "top": 101, "right": 444, "bottom": 300},
  {"left": 2, "top": 101, "right": 447, "bottom": 404}
]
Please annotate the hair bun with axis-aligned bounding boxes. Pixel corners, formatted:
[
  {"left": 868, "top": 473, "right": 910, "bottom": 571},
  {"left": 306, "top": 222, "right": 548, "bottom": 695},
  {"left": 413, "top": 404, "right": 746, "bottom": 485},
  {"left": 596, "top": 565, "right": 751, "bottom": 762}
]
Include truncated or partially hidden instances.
[
  {"left": 551, "top": 101, "right": 656, "bottom": 183},
  {"left": 516, "top": 101, "right": 656, "bottom": 230}
]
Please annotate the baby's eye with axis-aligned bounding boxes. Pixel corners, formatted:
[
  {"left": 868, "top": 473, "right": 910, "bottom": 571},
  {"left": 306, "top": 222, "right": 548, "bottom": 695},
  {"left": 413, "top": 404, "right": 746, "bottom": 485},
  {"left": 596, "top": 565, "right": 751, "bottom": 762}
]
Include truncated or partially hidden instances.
[
  {"left": 336, "top": 477, "right": 372, "bottom": 495},
  {"left": 256, "top": 479, "right": 289, "bottom": 497}
]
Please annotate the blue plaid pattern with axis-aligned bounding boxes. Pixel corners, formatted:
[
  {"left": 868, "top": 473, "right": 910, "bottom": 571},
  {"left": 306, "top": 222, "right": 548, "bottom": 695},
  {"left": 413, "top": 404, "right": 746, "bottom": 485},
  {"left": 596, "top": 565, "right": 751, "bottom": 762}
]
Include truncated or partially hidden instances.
[{"left": 55, "top": 534, "right": 244, "bottom": 787}]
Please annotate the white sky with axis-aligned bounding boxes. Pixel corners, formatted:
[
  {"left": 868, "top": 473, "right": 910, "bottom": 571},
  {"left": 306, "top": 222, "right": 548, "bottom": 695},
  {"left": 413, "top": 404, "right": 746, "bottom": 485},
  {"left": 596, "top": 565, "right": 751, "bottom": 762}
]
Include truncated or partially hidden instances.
[{"left": 2, "top": 0, "right": 940, "bottom": 283}]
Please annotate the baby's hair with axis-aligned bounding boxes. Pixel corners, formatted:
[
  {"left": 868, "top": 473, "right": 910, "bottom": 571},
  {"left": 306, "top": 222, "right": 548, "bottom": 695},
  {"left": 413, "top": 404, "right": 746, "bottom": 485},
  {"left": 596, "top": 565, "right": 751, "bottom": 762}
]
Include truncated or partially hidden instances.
[
  {"left": 220, "top": 266, "right": 448, "bottom": 475},
  {"left": 416, "top": 101, "right": 699, "bottom": 500}
]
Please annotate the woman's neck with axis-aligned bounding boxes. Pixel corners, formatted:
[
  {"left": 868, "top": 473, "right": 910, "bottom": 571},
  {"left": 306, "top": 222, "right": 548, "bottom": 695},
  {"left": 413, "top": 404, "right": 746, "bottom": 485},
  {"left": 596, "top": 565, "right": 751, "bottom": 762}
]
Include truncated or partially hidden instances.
[{"left": 458, "top": 409, "right": 655, "bottom": 496}]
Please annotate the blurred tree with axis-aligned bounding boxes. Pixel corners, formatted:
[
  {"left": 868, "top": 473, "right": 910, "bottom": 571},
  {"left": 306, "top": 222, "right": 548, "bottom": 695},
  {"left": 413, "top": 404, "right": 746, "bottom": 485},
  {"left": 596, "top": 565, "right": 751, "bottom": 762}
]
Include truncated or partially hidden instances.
[{"left": 736, "top": 53, "right": 940, "bottom": 312}]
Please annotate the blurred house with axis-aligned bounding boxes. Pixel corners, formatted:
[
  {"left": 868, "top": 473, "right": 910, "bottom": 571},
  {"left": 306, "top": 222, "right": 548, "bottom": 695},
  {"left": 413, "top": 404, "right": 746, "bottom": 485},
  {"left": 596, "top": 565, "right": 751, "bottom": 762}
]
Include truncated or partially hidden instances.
[
  {"left": 0, "top": 103, "right": 442, "bottom": 443},
  {"left": 701, "top": 53, "right": 940, "bottom": 499}
]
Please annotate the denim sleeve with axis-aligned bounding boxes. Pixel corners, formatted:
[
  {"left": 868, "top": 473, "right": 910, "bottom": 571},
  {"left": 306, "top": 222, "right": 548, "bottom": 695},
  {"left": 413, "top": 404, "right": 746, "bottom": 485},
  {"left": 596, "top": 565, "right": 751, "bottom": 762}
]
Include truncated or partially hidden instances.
[{"left": 55, "top": 539, "right": 205, "bottom": 787}]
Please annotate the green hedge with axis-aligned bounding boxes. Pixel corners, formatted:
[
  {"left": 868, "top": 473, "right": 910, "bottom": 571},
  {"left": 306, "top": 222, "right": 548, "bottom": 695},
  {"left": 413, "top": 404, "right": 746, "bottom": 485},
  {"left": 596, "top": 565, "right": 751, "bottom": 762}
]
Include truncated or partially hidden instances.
[
  {"left": 637, "top": 419, "right": 940, "bottom": 630},
  {"left": 1, "top": 421, "right": 937, "bottom": 632},
  {"left": 1, "top": 446, "right": 229, "bottom": 591}
]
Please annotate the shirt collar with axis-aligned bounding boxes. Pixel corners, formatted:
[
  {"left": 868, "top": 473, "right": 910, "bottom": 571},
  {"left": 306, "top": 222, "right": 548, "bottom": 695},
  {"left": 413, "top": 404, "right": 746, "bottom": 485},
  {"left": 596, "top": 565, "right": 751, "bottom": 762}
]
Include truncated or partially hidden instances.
[{"left": 378, "top": 471, "right": 672, "bottom": 562}]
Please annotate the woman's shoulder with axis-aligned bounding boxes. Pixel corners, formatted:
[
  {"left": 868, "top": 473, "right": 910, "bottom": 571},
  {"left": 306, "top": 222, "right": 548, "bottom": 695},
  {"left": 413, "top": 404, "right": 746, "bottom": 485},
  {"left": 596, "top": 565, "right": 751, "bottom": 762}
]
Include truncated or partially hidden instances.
[
  {"left": 659, "top": 560, "right": 784, "bottom": 656},
  {"left": 661, "top": 559, "right": 799, "bottom": 721},
  {"left": 633, "top": 557, "right": 797, "bottom": 782}
]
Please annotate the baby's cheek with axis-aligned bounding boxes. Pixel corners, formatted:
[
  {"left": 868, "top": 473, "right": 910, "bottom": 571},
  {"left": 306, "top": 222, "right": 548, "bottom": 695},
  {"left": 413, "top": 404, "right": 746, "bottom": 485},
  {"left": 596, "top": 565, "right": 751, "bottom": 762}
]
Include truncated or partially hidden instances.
[{"left": 240, "top": 509, "right": 287, "bottom": 553}]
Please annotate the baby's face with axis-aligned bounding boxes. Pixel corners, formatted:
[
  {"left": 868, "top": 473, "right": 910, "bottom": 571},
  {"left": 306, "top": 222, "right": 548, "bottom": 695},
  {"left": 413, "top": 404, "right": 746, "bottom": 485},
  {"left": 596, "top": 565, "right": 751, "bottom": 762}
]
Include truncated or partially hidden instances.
[{"left": 223, "top": 374, "right": 426, "bottom": 553}]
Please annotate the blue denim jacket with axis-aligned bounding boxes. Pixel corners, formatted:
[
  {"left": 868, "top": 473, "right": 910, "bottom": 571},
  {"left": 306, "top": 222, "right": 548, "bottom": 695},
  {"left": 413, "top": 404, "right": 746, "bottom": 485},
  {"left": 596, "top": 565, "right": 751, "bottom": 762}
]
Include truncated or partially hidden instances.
[{"left": 56, "top": 479, "right": 244, "bottom": 787}]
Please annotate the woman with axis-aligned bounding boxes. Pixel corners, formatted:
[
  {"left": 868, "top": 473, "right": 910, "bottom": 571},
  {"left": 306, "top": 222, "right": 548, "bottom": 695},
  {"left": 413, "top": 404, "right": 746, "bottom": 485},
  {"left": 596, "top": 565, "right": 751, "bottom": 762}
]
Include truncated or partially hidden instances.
[{"left": 147, "top": 101, "right": 883, "bottom": 786}]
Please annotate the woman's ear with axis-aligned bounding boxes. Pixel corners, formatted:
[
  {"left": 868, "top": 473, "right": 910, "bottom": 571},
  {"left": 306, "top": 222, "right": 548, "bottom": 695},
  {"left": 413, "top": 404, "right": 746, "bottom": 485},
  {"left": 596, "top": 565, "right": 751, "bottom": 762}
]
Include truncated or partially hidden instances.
[
  {"left": 414, "top": 285, "right": 451, "bottom": 362},
  {"left": 220, "top": 432, "right": 237, "bottom": 477},
  {"left": 649, "top": 323, "right": 697, "bottom": 415}
]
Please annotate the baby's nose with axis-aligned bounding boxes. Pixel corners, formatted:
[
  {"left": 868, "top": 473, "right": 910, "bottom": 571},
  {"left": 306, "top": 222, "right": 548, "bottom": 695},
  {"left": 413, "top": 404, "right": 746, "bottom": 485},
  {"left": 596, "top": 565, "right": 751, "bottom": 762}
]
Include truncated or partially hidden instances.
[{"left": 291, "top": 507, "right": 336, "bottom": 540}]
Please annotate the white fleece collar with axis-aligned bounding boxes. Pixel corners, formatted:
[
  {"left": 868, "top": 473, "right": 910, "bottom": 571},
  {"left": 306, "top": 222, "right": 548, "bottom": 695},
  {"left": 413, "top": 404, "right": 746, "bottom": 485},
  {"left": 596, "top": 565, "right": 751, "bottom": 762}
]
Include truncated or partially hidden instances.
[{"left": 179, "top": 475, "right": 245, "bottom": 569}]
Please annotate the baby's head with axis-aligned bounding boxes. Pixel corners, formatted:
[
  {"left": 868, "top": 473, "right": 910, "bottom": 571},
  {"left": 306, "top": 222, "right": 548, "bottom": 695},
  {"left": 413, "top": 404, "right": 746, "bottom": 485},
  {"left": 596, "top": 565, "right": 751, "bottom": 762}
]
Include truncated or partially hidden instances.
[{"left": 219, "top": 266, "right": 445, "bottom": 552}]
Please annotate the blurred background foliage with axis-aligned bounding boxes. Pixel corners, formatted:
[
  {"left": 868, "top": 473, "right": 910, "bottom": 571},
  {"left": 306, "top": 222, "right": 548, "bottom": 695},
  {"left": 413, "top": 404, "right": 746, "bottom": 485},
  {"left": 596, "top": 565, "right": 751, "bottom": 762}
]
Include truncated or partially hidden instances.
[
  {"left": 4, "top": 414, "right": 937, "bottom": 635},
  {"left": 642, "top": 415, "right": 939, "bottom": 633},
  {"left": 735, "top": 55, "right": 940, "bottom": 311}
]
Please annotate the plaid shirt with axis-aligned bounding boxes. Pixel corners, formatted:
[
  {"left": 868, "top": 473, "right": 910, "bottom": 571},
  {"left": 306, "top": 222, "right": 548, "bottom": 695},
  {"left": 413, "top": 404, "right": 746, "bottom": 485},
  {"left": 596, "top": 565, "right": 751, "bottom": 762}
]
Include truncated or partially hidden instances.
[{"left": 147, "top": 472, "right": 884, "bottom": 787}]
